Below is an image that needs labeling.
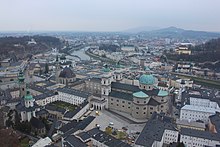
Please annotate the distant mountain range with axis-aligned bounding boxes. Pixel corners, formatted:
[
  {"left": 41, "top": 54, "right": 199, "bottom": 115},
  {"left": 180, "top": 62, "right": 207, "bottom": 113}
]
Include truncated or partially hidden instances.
[
  {"left": 124, "top": 26, "right": 220, "bottom": 39},
  {"left": 123, "top": 26, "right": 160, "bottom": 33}
]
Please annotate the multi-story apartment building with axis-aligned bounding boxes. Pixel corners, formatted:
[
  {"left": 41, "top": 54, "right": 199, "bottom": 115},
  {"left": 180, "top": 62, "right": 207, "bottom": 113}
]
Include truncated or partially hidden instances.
[
  {"left": 180, "top": 128, "right": 220, "bottom": 147},
  {"left": 180, "top": 105, "right": 216, "bottom": 124}
]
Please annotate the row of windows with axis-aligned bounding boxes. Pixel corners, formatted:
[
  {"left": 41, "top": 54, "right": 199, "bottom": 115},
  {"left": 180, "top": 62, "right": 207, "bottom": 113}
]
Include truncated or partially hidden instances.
[
  {"left": 182, "top": 112, "right": 208, "bottom": 116},
  {"left": 111, "top": 103, "right": 131, "bottom": 109},
  {"left": 182, "top": 136, "right": 211, "bottom": 144},
  {"left": 103, "top": 80, "right": 110, "bottom": 85},
  {"left": 164, "top": 137, "right": 176, "bottom": 141},
  {"left": 110, "top": 103, "right": 154, "bottom": 115},
  {"left": 60, "top": 94, "right": 84, "bottom": 100},
  {"left": 140, "top": 84, "right": 151, "bottom": 89},
  {"left": 165, "top": 134, "right": 176, "bottom": 137},
  {"left": 136, "top": 100, "right": 147, "bottom": 104},
  {"left": 114, "top": 75, "right": 121, "bottom": 79},
  {"left": 136, "top": 112, "right": 145, "bottom": 114},
  {"left": 136, "top": 107, "right": 147, "bottom": 110},
  {"left": 181, "top": 114, "right": 206, "bottom": 118},
  {"left": 184, "top": 141, "right": 206, "bottom": 147},
  {"left": 111, "top": 99, "right": 131, "bottom": 104},
  {"left": 86, "top": 83, "right": 100, "bottom": 87},
  {"left": 135, "top": 111, "right": 152, "bottom": 115}
]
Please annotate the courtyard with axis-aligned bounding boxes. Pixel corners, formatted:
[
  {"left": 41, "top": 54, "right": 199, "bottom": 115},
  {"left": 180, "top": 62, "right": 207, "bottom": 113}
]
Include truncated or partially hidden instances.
[
  {"left": 90, "top": 110, "right": 145, "bottom": 135},
  {"left": 50, "top": 101, "right": 76, "bottom": 111}
]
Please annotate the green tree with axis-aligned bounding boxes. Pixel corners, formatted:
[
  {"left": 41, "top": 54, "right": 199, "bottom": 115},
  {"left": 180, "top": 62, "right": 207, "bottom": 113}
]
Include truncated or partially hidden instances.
[{"left": 105, "top": 126, "right": 112, "bottom": 135}]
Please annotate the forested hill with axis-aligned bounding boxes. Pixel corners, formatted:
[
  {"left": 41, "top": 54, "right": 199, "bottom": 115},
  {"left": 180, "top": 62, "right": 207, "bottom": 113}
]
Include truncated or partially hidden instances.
[
  {"left": 167, "top": 38, "right": 220, "bottom": 71},
  {"left": 0, "top": 36, "right": 62, "bottom": 60},
  {"left": 192, "top": 38, "right": 220, "bottom": 52}
]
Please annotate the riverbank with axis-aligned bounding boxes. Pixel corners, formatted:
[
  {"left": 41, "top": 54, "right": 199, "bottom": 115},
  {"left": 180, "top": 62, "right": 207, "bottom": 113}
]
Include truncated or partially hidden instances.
[
  {"left": 85, "top": 50, "right": 117, "bottom": 64},
  {"left": 172, "top": 72, "right": 220, "bottom": 89}
]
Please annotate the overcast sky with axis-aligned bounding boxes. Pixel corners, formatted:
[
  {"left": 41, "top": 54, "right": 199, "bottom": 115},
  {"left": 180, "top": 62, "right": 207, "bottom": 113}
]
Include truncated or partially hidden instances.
[{"left": 0, "top": 0, "right": 219, "bottom": 32}]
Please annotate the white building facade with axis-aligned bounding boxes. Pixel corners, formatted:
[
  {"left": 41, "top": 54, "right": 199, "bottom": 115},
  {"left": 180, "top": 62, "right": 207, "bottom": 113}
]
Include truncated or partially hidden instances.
[
  {"left": 180, "top": 128, "right": 220, "bottom": 147},
  {"left": 190, "top": 97, "right": 220, "bottom": 110},
  {"left": 180, "top": 105, "right": 216, "bottom": 124}
]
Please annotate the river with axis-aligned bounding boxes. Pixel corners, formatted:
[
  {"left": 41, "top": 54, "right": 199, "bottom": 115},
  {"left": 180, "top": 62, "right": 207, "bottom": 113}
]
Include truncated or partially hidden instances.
[{"left": 70, "top": 47, "right": 90, "bottom": 60}]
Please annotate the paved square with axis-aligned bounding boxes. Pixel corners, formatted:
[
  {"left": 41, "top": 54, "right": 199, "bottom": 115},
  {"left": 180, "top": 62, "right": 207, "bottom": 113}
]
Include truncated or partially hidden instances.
[{"left": 90, "top": 110, "right": 145, "bottom": 134}]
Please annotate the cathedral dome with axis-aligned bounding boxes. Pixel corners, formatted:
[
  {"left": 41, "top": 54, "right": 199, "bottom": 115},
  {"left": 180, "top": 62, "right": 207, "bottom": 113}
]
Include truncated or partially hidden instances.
[
  {"left": 139, "top": 74, "right": 155, "bottom": 85},
  {"left": 59, "top": 67, "right": 76, "bottom": 78},
  {"left": 133, "top": 91, "right": 149, "bottom": 99}
]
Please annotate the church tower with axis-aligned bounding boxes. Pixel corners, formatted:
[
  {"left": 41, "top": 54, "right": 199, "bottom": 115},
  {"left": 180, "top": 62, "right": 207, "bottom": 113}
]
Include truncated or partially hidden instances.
[
  {"left": 18, "top": 70, "right": 26, "bottom": 98},
  {"left": 55, "top": 55, "right": 60, "bottom": 83},
  {"left": 20, "top": 88, "right": 36, "bottom": 122},
  {"left": 101, "top": 64, "right": 112, "bottom": 96},
  {"left": 114, "top": 61, "right": 123, "bottom": 82},
  {"left": 114, "top": 71, "right": 123, "bottom": 82},
  {"left": 101, "top": 75, "right": 112, "bottom": 96},
  {"left": 24, "top": 89, "right": 34, "bottom": 108}
]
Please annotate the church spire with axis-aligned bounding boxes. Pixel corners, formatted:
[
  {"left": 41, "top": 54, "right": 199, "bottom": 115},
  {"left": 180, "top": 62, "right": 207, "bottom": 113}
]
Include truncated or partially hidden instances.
[{"left": 18, "top": 70, "right": 26, "bottom": 98}]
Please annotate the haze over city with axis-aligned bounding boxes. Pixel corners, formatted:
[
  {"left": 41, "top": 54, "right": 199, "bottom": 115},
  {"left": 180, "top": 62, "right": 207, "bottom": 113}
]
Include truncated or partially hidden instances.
[
  {"left": 0, "top": 0, "right": 220, "bottom": 32},
  {"left": 1, "top": 0, "right": 220, "bottom": 147}
]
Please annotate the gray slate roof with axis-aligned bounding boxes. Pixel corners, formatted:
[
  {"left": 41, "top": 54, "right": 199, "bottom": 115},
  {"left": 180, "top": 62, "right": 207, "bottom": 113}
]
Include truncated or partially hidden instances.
[
  {"left": 63, "top": 101, "right": 89, "bottom": 119},
  {"left": 147, "top": 98, "right": 160, "bottom": 106},
  {"left": 34, "top": 92, "right": 56, "bottom": 100},
  {"left": 181, "top": 127, "right": 220, "bottom": 141},
  {"left": 61, "top": 116, "right": 95, "bottom": 138},
  {"left": 57, "top": 87, "right": 90, "bottom": 99},
  {"left": 30, "top": 117, "right": 45, "bottom": 129},
  {"left": 59, "top": 67, "right": 76, "bottom": 78},
  {"left": 109, "top": 90, "right": 133, "bottom": 101},
  {"left": 111, "top": 82, "right": 139, "bottom": 92},
  {"left": 87, "top": 128, "right": 131, "bottom": 147},
  {"left": 135, "top": 112, "right": 177, "bottom": 147},
  {"left": 65, "top": 135, "right": 87, "bottom": 147}
]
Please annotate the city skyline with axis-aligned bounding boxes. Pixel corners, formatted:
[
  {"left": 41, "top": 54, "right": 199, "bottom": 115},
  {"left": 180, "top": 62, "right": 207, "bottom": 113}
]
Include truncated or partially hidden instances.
[{"left": 0, "top": 0, "right": 220, "bottom": 32}]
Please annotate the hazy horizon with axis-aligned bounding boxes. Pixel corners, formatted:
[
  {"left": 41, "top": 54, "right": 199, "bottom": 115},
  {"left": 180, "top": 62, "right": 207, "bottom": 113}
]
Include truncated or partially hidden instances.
[{"left": 0, "top": 0, "right": 220, "bottom": 32}]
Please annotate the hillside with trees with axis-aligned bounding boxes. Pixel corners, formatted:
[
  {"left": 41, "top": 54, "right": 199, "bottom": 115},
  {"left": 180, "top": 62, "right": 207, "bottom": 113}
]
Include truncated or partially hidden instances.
[
  {"left": 193, "top": 38, "right": 220, "bottom": 52},
  {"left": 166, "top": 38, "right": 220, "bottom": 71},
  {"left": 0, "top": 36, "right": 62, "bottom": 60},
  {"left": 99, "top": 44, "right": 120, "bottom": 52}
]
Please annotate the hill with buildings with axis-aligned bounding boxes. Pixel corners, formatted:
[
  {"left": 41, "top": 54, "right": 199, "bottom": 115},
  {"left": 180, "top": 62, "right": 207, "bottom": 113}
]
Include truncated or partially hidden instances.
[
  {"left": 0, "top": 36, "right": 62, "bottom": 60},
  {"left": 167, "top": 38, "right": 220, "bottom": 71},
  {"left": 138, "top": 26, "right": 220, "bottom": 39}
]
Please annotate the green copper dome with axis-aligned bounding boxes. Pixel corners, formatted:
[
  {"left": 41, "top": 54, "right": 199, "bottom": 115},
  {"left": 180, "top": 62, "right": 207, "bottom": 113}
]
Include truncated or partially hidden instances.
[
  {"left": 144, "top": 66, "right": 150, "bottom": 71},
  {"left": 133, "top": 91, "right": 149, "bottom": 99},
  {"left": 18, "top": 71, "right": 25, "bottom": 83},
  {"left": 102, "top": 67, "right": 111, "bottom": 72},
  {"left": 115, "top": 62, "right": 124, "bottom": 69},
  {"left": 139, "top": 74, "right": 155, "bottom": 85},
  {"left": 102, "top": 64, "right": 111, "bottom": 72},
  {"left": 158, "top": 90, "right": 168, "bottom": 97},
  {"left": 24, "top": 90, "right": 33, "bottom": 100}
]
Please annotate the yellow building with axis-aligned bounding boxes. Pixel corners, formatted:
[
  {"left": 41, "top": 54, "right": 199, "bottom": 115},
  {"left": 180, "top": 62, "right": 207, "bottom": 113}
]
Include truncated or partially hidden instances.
[{"left": 175, "top": 45, "right": 191, "bottom": 55}]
